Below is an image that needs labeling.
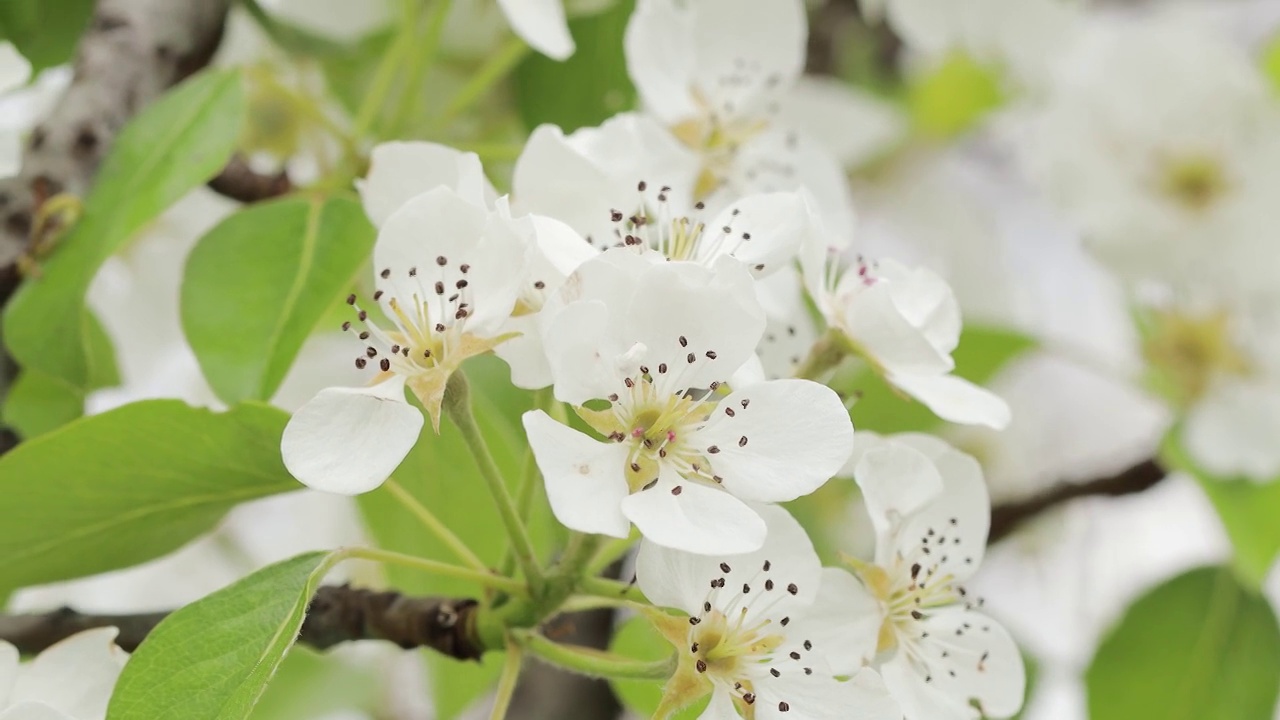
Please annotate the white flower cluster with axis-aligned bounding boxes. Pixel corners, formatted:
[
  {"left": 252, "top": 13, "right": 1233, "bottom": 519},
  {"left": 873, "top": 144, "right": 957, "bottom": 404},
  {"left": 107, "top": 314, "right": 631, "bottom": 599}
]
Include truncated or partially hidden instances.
[
  {"left": 277, "top": 0, "right": 1023, "bottom": 717},
  {"left": 0, "top": 628, "right": 127, "bottom": 720}
]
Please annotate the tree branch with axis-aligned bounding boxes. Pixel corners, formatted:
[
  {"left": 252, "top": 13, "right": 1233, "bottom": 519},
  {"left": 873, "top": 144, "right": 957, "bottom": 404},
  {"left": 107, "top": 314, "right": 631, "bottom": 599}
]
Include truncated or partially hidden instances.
[
  {"left": 988, "top": 458, "right": 1167, "bottom": 544},
  {"left": 207, "top": 155, "right": 293, "bottom": 204},
  {"left": 0, "top": 585, "right": 484, "bottom": 661}
]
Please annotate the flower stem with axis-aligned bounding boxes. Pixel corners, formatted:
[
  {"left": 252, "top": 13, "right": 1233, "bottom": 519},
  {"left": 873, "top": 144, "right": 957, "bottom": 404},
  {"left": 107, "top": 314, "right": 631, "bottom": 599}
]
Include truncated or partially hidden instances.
[
  {"left": 343, "top": 547, "right": 526, "bottom": 594},
  {"left": 489, "top": 637, "right": 524, "bottom": 720},
  {"left": 387, "top": 0, "right": 454, "bottom": 135},
  {"left": 793, "top": 328, "right": 849, "bottom": 381},
  {"left": 384, "top": 479, "right": 489, "bottom": 572},
  {"left": 578, "top": 576, "right": 647, "bottom": 603},
  {"left": 515, "top": 631, "right": 675, "bottom": 681},
  {"left": 352, "top": 3, "right": 419, "bottom": 140},
  {"left": 444, "top": 372, "right": 545, "bottom": 588},
  {"left": 436, "top": 36, "right": 531, "bottom": 129},
  {"left": 586, "top": 533, "right": 638, "bottom": 576}
]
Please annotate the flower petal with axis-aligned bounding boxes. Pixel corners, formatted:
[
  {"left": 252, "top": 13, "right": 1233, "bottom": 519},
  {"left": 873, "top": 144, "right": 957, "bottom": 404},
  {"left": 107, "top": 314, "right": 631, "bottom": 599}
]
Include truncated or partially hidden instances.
[
  {"left": 722, "top": 128, "right": 857, "bottom": 239},
  {"left": 622, "top": 468, "right": 766, "bottom": 555},
  {"left": 843, "top": 282, "right": 954, "bottom": 377},
  {"left": 876, "top": 259, "right": 961, "bottom": 357},
  {"left": 0, "top": 702, "right": 77, "bottom": 720},
  {"left": 853, "top": 440, "right": 944, "bottom": 556},
  {"left": 357, "top": 141, "right": 494, "bottom": 226},
  {"left": 623, "top": 0, "right": 699, "bottom": 122},
  {"left": 1184, "top": 381, "right": 1280, "bottom": 481},
  {"left": 0, "top": 642, "right": 17, "bottom": 707},
  {"left": 687, "top": 0, "right": 805, "bottom": 121},
  {"left": 0, "top": 43, "right": 31, "bottom": 95},
  {"left": 698, "top": 192, "right": 810, "bottom": 278},
  {"left": 542, "top": 299, "right": 630, "bottom": 404},
  {"left": 692, "top": 379, "right": 853, "bottom": 502},
  {"left": 753, "top": 667, "right": 900, "bottom": 720},
  {"left": 701, "top": 687, "right": 743, "bottom": 720},
  {"left": 890, "top": 434, "right": 991, "bottom": 582},
  {"left": 497, "top": 0, "right": 574, "bottom": 60},
  {"left": 888, "top": 372, "right": 1012, "bottom": 430},
  {"left": 523, "top": 410, "right": 631, "bottom": 538},
  {"left": 11, "top": 627, "right": 126, "bottom": 720},
  {"left": 778, "top": 76, "right": 908, "bottom": 167},
  {"left": 281, "top": 378, "right": 424, "bottom": 495},
  {"left": 635, "top": 503, "right": 818, "bottom": 616},
  {"left": 779, "top": 567, "right": 883, "bottom": 675}
]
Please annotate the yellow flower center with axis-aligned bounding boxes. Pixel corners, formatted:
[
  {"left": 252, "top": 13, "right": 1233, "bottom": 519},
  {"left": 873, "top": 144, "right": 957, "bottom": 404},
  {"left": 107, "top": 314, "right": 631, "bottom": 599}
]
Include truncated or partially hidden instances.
[
  {"left": 1142, "top": 309, "right": 1252, "bottom": 406},
  {"left": 670, "top": 91, "right": 770, "bottom": 200},
  {"left": 1159, "top": 155, "right": 1228, "bottom": 212}
]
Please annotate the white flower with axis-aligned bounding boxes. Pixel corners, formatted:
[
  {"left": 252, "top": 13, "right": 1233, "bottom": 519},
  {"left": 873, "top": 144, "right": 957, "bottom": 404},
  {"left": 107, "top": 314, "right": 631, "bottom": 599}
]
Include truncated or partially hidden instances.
[
  {"left": 840, "top": 433, "right": 1024, "bottom": 720},
  {"left": 0, "top": 41, "right": 32, "bottom": 177},
  {"left": 497, "top": 0, "right": 575, "bottom": 60},
  {"left": 357, "top": 141, "right": 497, "bottom": 227},
  {"left": 282, "top": 186, "right": 531, "bottom": 495},
  {"left": 635, "top": 503, "right": 901, "bottom": 719},
  {"left": 0, "top": 628, "right": 128, "bottom": 720},
  {"left": 623, "top": 0, "right": 898, "bottom": 231},
  {"left": 1183, "top": 379, "right": 1280, "bottom": 482},
  {"left": 803, "top": 237, "right": 1010, "bottom": 429},
  {"left": 1021, "top": 12, "right": 1280, "bottom": 299},
  {"left": 523, "top": 250, "right": 854, "bottom": 554}
]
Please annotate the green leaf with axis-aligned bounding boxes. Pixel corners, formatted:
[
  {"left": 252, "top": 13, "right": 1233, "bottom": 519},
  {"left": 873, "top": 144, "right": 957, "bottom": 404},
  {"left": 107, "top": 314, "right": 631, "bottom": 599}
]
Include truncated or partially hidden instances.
[
  {"left": 907, "top": 52, "right": 1004, "bottom": 139},
  {"left": 1161, "top": 431, "right": 1280, "bottom": 587},
  {"left": 0, "top": 0, "right": 93, "bottom": 72},
  {"left": 608, "top": 616, "right": 704, "bottom": 720},
  {"left": 1086, "top": 566, "right": 1280, "bottom": 720},
  {"left": 107, "top": 551, "right": 342, "bottom": 720},
  {"left": 1263, "top": 34, "right": 1280, "bottom": 95},
  {"left": 0, "top": 400, "right": 301, "bottom": 595},
  {"left": 513, "top": 0, "right": 636, "bottom": 132},
  {"left": 1, "top": 369, "right": 83, "bottom": 439},
  {"left": 182, "top": 195, "right": 375, "bottom": 405},
  {"left": 248, "top": 646, "right": 383, "bottom": 720},
  {"left": 846, "top": 325, "right": 1037, "bottom": 437},
  {"left": 356, "top": 355, "right": 551, "bottom": 719},
  {"left": 4, "top": 68, "right": 244, "bottom": 390}
]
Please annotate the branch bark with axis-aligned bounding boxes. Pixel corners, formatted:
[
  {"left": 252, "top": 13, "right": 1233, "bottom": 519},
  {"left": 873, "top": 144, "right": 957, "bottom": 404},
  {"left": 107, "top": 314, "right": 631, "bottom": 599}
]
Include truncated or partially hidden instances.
[
  {"left": 988, "top": 458, "right": 1167, "bottom": 544},
  {"left": 207, "top": 155, "right": 293, "bottom": 204},
  {"left": 0, "top": 585, "right": 484, "bottom": 660}
]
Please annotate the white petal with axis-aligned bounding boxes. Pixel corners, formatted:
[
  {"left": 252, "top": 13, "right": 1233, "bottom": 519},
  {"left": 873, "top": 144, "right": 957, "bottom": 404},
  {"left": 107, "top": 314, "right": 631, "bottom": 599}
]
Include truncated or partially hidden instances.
[
  {"left": 357, "top": 142, "right": 494, "bottom": 227},
  {"left": 624, "top": 259, "right": 764, "bottom": 392},
  {"left": 844, "top": 282, "right": 954, "bottom": 377},
  {"left": 0, "top": 703, "right": 77, "bottom": 720},
  {"left": 1184, "top": 381, "right": 1280, "bottom": 481},
  {"left": 0, "top": 43, "right": 31, "bottom": 95},
  {"left": 523, "top": 410, "right": 631, "bottom": 538},
  {"left": 530, "top": 214, "right": 598, "bottom": 277},
  {"left": 11, "top": 628, "right": 126, "bottom": 719},
  {"left": 692, "top": 379, "right": 853, "bottom": 502},
  {"left": 623, "top": 0, "right": 699, "bottom": 122},
  {"left": 493, "top": 313, "right": 553, "bottom": 390},
  {"left": 754, "top": 667, "right": 900, "bottom": 720},
  {"left": 375, "top": 187, "right": 526, "bottom": 336},
  {"left": 687, "top": 0, "right": 805, "bottom": 121},
  {"left": 622, "top": 468, "right": 766, "bottom": 555},
  {"left": 780, "top": 567, "right": 883, "bottom": 674},
  {"left": 891, "top": 436, "right": 991, "bottom": 582},
  {"left": 901, "top": 607, "right": 1025, "bottom": 719},
  {"left": 876, "top": 259, "right": 961, "bottom": 357},
  {"left": 497, "top": 0, "right": 574, "bottom": 60},
  {"left": 281, "top": 378, "right": 424, "bottom": 495},
  {"left": 700, "top": 687, "right": 742, "bottom": 720},
  {"left": 723, "top": 128, "right": 857, "bottom": 239},
  {"left": 854, "top": 441, "right": 944, "bottom": 555},
  {"left": 635, "top": 503, "right": 819, "bottom": 617},
  {"left": 778, "top": 77, "right": 908, "bottom": 166},
  {"left": 888, "top": 372, "right": 1012, "bottom": 430},
  {"left": 698, "top": 192, "right": 810, "bottom": 278},
  {"left": 0, "top": 642, "right": 17, "bottom": 707},
  {"left": 542, "top": 300, "right": 629, "bottom": 404}
]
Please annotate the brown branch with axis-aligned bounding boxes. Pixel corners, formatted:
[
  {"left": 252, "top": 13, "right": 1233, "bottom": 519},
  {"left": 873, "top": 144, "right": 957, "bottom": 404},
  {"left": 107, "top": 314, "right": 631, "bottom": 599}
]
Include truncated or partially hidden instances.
[
  {"left": 0, "top": 585, "right": 484, "bottom": 661},
  {"left": 988, "top": 458, "right": 1167, "bottom": 544},
  {"left": 207, "top": 155, "right": 293, "bottom": 204}
]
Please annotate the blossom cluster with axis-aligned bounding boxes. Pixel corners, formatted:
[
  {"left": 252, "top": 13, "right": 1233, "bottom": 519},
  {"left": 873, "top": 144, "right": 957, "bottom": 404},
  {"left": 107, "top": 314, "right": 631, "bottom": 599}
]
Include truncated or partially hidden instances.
[{"left": 275, "top": 0, "right": 1023, "bottom": 717}]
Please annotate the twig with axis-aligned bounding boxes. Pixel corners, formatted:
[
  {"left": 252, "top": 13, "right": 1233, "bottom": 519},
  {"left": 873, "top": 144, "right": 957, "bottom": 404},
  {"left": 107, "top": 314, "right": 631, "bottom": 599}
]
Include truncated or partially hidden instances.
[
  {"left": 206, "top": 155, "right": 292, "bottom": 203},
  {"left": 988, "top": 458, "right": 1167, "bottom": 544},
  {"left": 0, "top": 584, "right": 484, "bottom": 661}
]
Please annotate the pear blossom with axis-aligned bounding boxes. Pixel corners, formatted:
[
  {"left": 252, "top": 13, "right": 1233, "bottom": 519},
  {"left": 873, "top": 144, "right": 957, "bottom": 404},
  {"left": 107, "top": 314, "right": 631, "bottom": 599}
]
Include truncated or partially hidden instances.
[
  {"left": 0, "top": 42, "right": 32, "bottom": 177},
  {"left": 802, "top": 234, "right": 1010, "bottom": 429},
  {"left": 0, "top": 628, "right": 128, "bottom": 720},
  {"left": 839, "top": 432, "right": 1024, "bottom": 720},
  {"left": 357, "top": 141, "right": 498, "bottom": 227},
  {"left": 636, "top": 503, "right": 901, "bottom": 719},
  {"left": 281, "top": 186, "right": 530, "bottom": 495},
  {"left": 1021, "top": 12, "right": 1280, "bottom": 298},
  {"left": 623, "top": 0, "right": 900, "bottom": 230},
  {"left": 497, "top": 0, "right": 575, "bottom": 60},
  {"left": 523, "top": 251, "right": 854, "bottom": 554}
]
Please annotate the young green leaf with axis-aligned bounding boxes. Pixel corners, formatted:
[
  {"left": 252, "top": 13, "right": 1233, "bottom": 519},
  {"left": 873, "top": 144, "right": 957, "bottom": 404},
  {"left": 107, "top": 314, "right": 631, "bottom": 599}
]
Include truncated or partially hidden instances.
[
  {"left": 4, "top": 68, "right": 245, "bottom": 390},
  {"left": 1086, "top": 566, "right": 1280, "bottom": 720},
  {"left": 0, "top": 400, "right": 301, "bottom": 595},
  {"left": 107, "top": 551, "right": 343, "bottom": 720},
  {"left": 0, "top": 0, "right": 93, "bottom": 72},
  {"left": 181, "top": 195, "right": 375, "bottom": 405},
  {"left": 1162, "top": 431, "right": 1280, "bottom": 587}
]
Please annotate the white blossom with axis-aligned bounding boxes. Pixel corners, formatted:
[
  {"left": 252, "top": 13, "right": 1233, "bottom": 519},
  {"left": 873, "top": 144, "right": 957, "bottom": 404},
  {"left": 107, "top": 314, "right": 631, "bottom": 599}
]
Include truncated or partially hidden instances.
[
  {"left": 0, "top": 628, "right": 128, "bottom": 720},
  {"left": 523, "top": 250, "right": 854, "bottom": 554},
  {"left": 636, "top": 503, "right": 901, "bottom": 719},
  {"left": 0, "top": 42, "right": 32, "bottom": 177},
  {"left": 839, "top": 432, "right": 1025, "bottom": 720}
]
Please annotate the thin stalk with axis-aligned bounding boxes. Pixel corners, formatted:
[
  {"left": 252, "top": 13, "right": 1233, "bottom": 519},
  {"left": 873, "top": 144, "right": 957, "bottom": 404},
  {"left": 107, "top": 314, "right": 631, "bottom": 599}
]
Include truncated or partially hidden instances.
[
  {"left": 352, "top": 5, "right": 419, "bottom": 140},
  {"left": 516, "top": 631, "right": 676, "bottom": 681},
  {"left": 578, "top": 576, "right": 647, "bottom": 603},
  {"left": 554, "top": 531, "right": 601, "bottom": 578},
  {"left": 489, "top": 637, "right": 524, "bottom": 720},
  {"left": 385, "top": 479, "right": 488, "bottom": 572},
  {"left": 387, "top": 0, "right": 455, "bottom": 134},
  {"left": 436, "top": 36, "right": 531, "bottom": 129},
  {"left": 445, "top": 373, "right": 544, "bottom": 588},
  {"left": 344, "top": 547, "right": 526, "bottom": 594},
  {"left": 792, "top": 329, "right": 848, "bottom": 381},
  {"left": 586, "top": 534, "right": 637, "bottom": 576}
]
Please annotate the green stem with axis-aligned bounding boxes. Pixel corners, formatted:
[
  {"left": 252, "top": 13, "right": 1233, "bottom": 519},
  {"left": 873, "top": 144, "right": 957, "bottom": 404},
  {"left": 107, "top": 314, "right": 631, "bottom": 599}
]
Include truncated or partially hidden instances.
[
  {"left": 385, "top": 479, "right": 489, "bottom": 572},
  {"left": 436, "top": 36, "right": 531, "bottom": 129},
  {"left": 352, "top": 5, "right": 420, "bottom": 140},
  {"left": 490, "top": 637, "right": 525, "bottom": 720},
  {"left": 793, "top": 328, "right": 849, "bottom": 381},
  {"left": 445, "top": 372, "right": 544, "bottom": 588},
  {"left": 387, "top": 0, "right": 454, "bottom": 135},
  {"left": 578, "top": 576, "right": 646, "bottom": 603},
  {"left": 559, "top": 594, "right": 651, "bottom": 613},
  {"left": 586, "top": 534, "right": 637, "bottom": 576},
  {"left": 498, "top": 439, "right": 542, "bottom": 578},
  {"left": 516, "top": 631, "right": 675, "bottom": 681},
  {"left": 344, "top": 547, "right": 526, "bottom": 594}
]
